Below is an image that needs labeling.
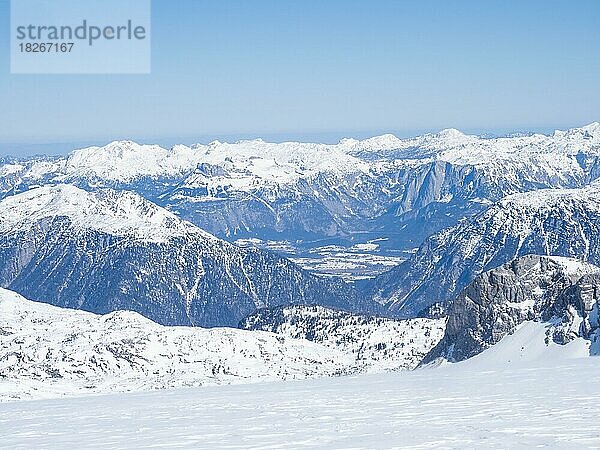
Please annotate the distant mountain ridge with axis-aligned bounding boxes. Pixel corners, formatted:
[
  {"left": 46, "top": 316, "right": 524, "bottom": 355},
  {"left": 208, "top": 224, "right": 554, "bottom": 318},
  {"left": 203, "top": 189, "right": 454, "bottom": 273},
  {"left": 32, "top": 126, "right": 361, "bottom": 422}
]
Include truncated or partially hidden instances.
[{"left": 1, "top": 123, "right": 599, "bottom": 251}]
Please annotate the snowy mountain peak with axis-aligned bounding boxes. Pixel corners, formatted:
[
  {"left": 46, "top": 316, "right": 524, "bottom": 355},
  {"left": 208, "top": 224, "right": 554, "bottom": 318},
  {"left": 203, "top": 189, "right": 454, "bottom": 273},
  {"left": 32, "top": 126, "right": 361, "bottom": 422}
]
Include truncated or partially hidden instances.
[
  {"left": 567, "top": 122, "right": 600, "bottom": 134},
  {"left": 435, "top": 128, "right": 468, "bottom": 140},
  {"left": 0, "top": 184, "right": 208, "bottom": 243},
  {"left": 66, "top": 141, "right": 199, "bottom": 182},
  {"left": 338, "top": 137, "right": 360, "bottom": 146},
  {"left": 580, "top": 121, "right": 600, "bottom": 131},
  {"left": 184, "top": 138, "right": 369, "bottom": 185},
  {"left": 347, "top": 133, "right": 404, "bottom": 152},
  {"left": 553, "top": 122, "right": 600, "bottom": 141}
]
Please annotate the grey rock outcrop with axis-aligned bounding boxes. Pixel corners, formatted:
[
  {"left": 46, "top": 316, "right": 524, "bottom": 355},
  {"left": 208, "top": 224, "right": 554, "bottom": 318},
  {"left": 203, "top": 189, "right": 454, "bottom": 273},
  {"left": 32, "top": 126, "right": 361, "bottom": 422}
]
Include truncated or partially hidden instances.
[{"left": 424, "top": 255, "right": 600, "bottom": 362}]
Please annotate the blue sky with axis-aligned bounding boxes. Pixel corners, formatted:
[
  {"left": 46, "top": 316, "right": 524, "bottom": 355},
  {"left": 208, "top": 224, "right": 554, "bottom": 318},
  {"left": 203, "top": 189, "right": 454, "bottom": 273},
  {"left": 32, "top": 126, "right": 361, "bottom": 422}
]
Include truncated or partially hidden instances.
[{"left": 1, "top": 0, "right": 599, "bottom": 153}]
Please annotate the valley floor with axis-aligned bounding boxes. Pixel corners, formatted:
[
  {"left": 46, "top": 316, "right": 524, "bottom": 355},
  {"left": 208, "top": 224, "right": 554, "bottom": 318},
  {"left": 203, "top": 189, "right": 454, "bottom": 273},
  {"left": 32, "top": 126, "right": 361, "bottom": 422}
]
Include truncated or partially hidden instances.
[{"left": 2, "top": 354, "right": 600, "bottom": 448}]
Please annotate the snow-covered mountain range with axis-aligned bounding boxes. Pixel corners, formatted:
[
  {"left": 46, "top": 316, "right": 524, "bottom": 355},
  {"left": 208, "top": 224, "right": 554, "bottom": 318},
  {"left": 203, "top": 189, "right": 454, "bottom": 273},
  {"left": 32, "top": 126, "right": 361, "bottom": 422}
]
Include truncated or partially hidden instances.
[
  {"left": 2, "top": 123, "right": 599, "bottom": 269},
  {"left": 0, "top": 185, "right": 378, "bottom": 327},
  {"left": 2, "top": 123, "right": 600, "bottom": 402}
]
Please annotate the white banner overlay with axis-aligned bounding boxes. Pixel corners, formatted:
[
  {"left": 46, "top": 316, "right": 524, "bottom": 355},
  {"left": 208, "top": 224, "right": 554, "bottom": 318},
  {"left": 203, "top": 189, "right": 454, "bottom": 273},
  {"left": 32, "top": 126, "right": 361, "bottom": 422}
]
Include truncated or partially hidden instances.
[{"left": 11, "top": 0, "right": 151, "bottom": 74}]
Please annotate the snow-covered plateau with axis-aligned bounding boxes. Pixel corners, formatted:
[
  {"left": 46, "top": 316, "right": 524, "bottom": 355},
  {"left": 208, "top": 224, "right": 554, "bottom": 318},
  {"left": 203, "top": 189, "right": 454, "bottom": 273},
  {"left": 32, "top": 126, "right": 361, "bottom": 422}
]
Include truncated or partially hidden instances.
[
  {"left": 0, "top": 289, "right": 442, "bottom": 402},
  {"left": 1, "top": 323, "right": 600, "bottom": 449}
]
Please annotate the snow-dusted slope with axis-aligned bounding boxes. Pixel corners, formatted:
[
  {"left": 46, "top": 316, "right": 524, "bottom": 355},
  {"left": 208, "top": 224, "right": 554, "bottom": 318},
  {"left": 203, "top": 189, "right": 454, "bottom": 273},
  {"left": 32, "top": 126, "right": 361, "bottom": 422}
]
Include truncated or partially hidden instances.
[
  {"left": 241, "top": 305, "right": 445, "bottom": 371},
  {"left": 0, "top": 288, "right": 355, "bottom": 401},
  {"left": 369, "top": 182, "right": 600, "bottom": 316},
  {"left": 0, "top": 289, "right": 442, "bottom": 401},
  {"left": 0, "top": 184, "right": 209, "bottom": 243},
  {"left": 455, "top": 321, "right": 592, "bottom": 369},
  {"left": 0, "top": 186, "right": 377, "bottom": 327}
]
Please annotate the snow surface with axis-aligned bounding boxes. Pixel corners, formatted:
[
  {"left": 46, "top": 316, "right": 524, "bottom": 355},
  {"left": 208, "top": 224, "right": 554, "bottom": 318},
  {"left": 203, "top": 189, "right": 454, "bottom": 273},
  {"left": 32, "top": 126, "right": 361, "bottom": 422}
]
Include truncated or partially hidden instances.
[
  {"left": 0, "top": 289, "right": 441, "bottom": 401},
  {"left": 0, "top": 289, "right": 351, "bottom": 401},
  {"left": 456, "top": 321, "right": 591, "bottom": 369},
  {"left": 2, "top": 323, "right": 600, "bottom": 449},
  {"left": 0, "top": 184, "right": 213, "bottom": 243},
  {"left": 499, "top": 181, "right": 600, "bottom": 213},
  {"left": 542, "top": 255, "right": 600, "bottom": 277}
]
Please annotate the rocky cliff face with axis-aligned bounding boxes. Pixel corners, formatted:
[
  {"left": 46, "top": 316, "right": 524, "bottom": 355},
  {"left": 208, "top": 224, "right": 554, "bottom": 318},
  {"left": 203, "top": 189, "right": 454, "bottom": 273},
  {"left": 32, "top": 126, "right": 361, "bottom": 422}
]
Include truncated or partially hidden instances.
[
  {"left": 547, "top": 272, "right": 600, "bottom": 349},
  {"left": 0, "top": 185, "right": 378, "bottom": 327},
  {"left": 367, "top": 183, "right": 600, "bottom": 317},
  {"left": 424, "top": 255, "right": 600, "bottom": 362}
]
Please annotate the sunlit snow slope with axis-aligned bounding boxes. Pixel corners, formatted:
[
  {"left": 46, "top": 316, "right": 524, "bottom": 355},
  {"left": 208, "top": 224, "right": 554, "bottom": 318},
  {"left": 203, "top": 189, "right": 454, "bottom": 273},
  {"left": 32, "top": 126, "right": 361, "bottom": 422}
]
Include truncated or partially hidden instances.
[
  {"left": 2, "top": 342, "right": 599, "bottom": 449},
  {"left": 0, "top": 289, "right": 442, "bottom": 401}
]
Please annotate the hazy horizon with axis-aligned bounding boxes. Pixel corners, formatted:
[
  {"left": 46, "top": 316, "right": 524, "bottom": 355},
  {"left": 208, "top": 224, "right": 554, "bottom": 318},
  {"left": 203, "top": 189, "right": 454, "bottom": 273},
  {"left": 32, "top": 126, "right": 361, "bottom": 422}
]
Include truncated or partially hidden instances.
[
  {"left": 1, "top": 0, "right": 599, "bottom": 148},
  {"left": 1, "top": 122, "right": 597, "bottom": 158}
]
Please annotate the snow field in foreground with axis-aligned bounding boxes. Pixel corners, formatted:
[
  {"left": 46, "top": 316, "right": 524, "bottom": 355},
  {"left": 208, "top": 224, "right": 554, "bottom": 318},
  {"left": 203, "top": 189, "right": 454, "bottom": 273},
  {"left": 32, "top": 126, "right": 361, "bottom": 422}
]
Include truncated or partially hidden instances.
[{"left": 2, "top": 357, "right": 600, "bottom": 449}]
